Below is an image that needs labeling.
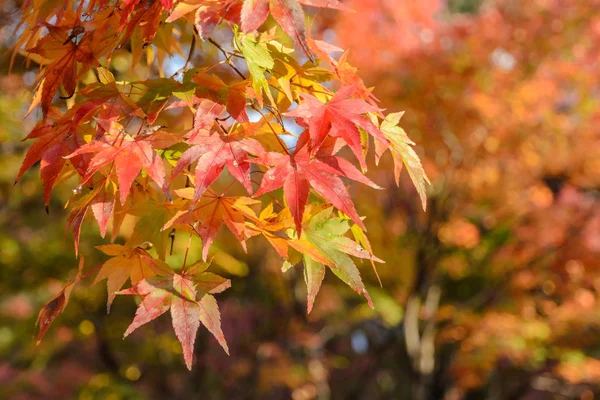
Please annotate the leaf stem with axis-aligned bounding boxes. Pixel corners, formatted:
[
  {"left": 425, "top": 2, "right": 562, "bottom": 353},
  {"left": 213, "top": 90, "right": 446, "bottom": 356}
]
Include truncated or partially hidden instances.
[
  {"left": 181, "top": 232, "right": 194, "bottom": 273},
  {"left": 251, "top": 105, "right": 290, "bottom": 155}
]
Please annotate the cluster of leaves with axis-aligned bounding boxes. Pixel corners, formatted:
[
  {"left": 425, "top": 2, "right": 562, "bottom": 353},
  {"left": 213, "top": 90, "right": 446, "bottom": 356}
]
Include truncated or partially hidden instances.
[{"left": 15, "top": 0, "right": 427, "bottom": 369}]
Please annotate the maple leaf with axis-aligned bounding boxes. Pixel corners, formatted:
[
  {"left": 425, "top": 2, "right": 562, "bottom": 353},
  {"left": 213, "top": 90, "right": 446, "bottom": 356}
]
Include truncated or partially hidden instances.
[
  {"left": 66, "top": 132, "right": 169, "bottom": 205},
  {"left": 119, "top": 0, "right": 164, "bottom": 62},
  {"left": 171, "top": 130, "right": 265, "bottom": 202},
  {"left": 121, "top": 0, "right": 173, "bottom": 26},
  {"left": 253, "top": 145, "right": 381, "bottom": 235},
  {"left": 294, "top": 208, "right": 383, "bottom": 312},
  {"left": 286, "top": 84, "right": 390, "bottom": 170},
  {"left": 245, "top": 202, "right": 330, "bottom": 257},
  {"left": 241, "top": 0, "right": 317, "bottom": 61},
  {"left": 350, "top": 222, "right": 382, "bottom": 286},
  {"left": 184, "top": 98, "right": 227, "bottom": 142},
  {"left": 187, "top": 261, "right": 232, "bottom": 295},
  {"left": 376, "top": 112, "right": 430, "bottom": 210},
  {"left": 118, "top": 268, "right": 230, "bottom": 370},
  {"left": 14, "top": 0, "right": 435, "bottom": 371},
  {"left": 27, "top": 23, "right": 100, "bottom": 116},
  {"left": 245, "top": 203, "right": 294, "bottom": 257},
  {"left": 164, "top": 188, "right": 260, "bottom": 261},
  {"left": 77, "top": 72, "right": 145, "bottom": 120},
  {"left": 16, "top": 102, "right": 99, "bottom": 205},
  {"left": 91, "top": 179, "right": 117, "bottom": 238},
  {"left": 166, "top": 0, "right": 242, "bottom": 39},
  {"left": 94, "top": 244, "right": 172, "bottom": 312},
  {"left": 307, "top": 38, "right": 377, "bottom": 105},
  {"left": 302, "top": 255, "right": 325, "bottom": 313},
  {"left": 236, "top": 32, "right": 276, "bottom": 107},
  {"left": 35, "top": 257, "right": 85, "bottom": 345}
]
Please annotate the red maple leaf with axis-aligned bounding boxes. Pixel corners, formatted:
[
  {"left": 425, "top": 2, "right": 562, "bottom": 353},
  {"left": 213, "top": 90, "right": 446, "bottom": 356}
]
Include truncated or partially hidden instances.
[
  {"left": 118, "top": 268, "right": 229, "bottom": 370},
  {"left": 91, "top": 179, "right": 117, "bottom": 238},
  {"left": 35, "top": 257, "right": 85, "bottom": 345},
  {"left": 164, "top": 188, "right": 259, "bottom": 261},
  {"left": 27, "top": 22, "right": 100, "bottom": 116},
  {"left": 184, "top": 98, "right": 227, "bottom": 142},
  {"left": 16, "top": 102, "right": 100, "bottom": 205},
  {"left": 253, "top": 143, "right": 381, "bottom": 235},
  {"left": 66, "top": 132, "right": 168, "bottom": 205},
  {"left": 171, "top": 130, "right": 265, "bottom": 202},
  {"left": 285, "top": 84, "right": 390, "bottom": 170}
]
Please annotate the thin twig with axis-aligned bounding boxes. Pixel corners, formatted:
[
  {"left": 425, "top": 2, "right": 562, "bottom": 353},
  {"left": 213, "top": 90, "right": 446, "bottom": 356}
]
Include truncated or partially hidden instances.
[
  {"left": 180, "top": 34, "right": 196, "bottom": 74},
  {"left": 207, "top": 37, "right": 247, "bottom": 80},
  {"left": 251, "top": 105, "right": 290, "bottom": 155}
]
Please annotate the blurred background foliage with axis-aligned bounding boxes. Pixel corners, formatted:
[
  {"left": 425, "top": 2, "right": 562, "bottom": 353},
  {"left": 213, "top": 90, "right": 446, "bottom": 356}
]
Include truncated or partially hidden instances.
[{"left": 2, "top": 0, "right": 600, "bottom": 399}]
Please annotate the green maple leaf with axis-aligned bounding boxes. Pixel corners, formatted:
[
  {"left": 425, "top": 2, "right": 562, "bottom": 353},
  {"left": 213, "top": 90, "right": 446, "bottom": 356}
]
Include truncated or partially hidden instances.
[
  {"left": 236, "top": 31, "right": 275, "bottom": 107},
  {"left": 292, "top": 208, "right": 384, "bottom": 312}
]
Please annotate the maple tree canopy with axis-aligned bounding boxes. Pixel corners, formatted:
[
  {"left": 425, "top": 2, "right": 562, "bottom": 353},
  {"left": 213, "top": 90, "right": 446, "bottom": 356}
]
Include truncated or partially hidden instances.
[{"left": 15, "top": 0, "right": 427, "bottom": 369}]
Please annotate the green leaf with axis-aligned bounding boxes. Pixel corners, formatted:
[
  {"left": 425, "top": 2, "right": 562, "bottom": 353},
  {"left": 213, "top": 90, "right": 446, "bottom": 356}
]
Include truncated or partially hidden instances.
[
  {"left": 299, "top": 208, "right": 383, "bottom": 312},
  {"left": 237, "top": 32, "right": 275, "bottom": 107},
  {"left": 302, "top": 254, "right": 325, "bottom": 313},
  {"left": 240, "top": 34, "right": 274, "bottom": 69}
]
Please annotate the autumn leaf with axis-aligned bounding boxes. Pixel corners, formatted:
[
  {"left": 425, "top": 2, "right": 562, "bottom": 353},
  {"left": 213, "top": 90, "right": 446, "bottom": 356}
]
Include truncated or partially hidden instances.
[
  {"left": 160, "top": 0, "right": 173, "bottom": 10},
  {"left": 253, "top": 144, "right": 381, "bottom": 235},
  {"left": 187, "top": 261, "right": 233, "bottom": 295},
  {"left": 184, "top": 98, "right": 227, "bottom": 142},
  {"left": 376, "top": 112, "right": 430, "bottom": 210},
  {"left": 241, "top": 0, "right": 270, "bottom": 33},
  {"left": 171, "top": 129, "right": 264, "bottom": 202},
  {"left": 126, "top": 199, "right": 183, "bottom": 261},
  {"left": 244, "top": 202, "right": 294, "bottom": 257},
  {"left": 118, "top": 269, "right": 230, "bottom": 370},
  {"left": 236, "top": 32, "right": 276, "bottom": 107},
  {"left": 166, "top": 0, "right": 242, "bottom": 39},
  {"left": 297, "top": 208, "right": 383, "bottom": 312},
  {"left": 35, "top": 257, "right": 85, "bottom": 345},
  {"left": 94, "top": 244, "right": 172, "bottom": 312},
  {"left": 164, "top": 188, "right": 260, "bottom": 261},
  {"left": 181, "top": 74, "right": 249, "bottom": 123},
  {"left": 285, "top": 84, "right": 390, "bottom": 170},
  {"left": 120, "top": 1, "right": 164, "bottom": 62},
  {"left": 27, "top": 23, "right": 99, "bottom": 116},
  {"left": 245, "top": 202, "right": 330, "bottom": 257},
  {"left": 66, "top": 184, "right": 106, "bottom": 255},
  {"left": 16, "top": 102, "right": 99, "bottom": 205},
  {"left": 91, "top": 179, "right": 117, "bottom": 238},
  {"left": 66, "top": 132, "right": 169, "bottom": 205},
  {"left": 302, "top": 254, "right": 325, "bottom": 313}
]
